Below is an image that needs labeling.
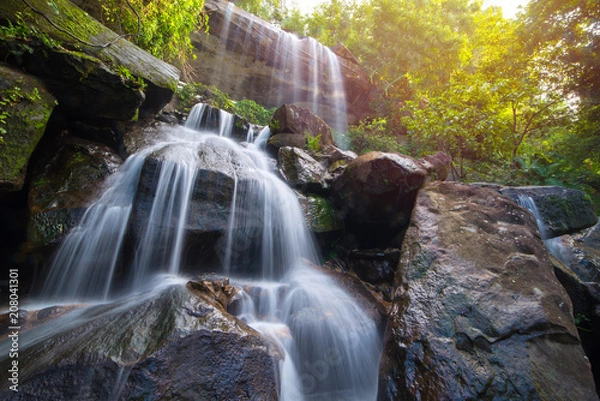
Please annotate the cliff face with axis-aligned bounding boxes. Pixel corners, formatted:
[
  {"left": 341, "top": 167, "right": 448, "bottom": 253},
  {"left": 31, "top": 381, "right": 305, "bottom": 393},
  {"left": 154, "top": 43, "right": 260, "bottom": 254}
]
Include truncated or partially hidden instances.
[{"left": 190, "top": 0, "right": 377, "bottom": 129}]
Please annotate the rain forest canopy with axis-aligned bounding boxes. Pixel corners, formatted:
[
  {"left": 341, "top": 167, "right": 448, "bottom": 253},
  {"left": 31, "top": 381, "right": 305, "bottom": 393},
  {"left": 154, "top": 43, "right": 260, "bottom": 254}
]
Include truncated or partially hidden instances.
[{"left": 238, "top": 0, "right": 598, "bottom": 206}]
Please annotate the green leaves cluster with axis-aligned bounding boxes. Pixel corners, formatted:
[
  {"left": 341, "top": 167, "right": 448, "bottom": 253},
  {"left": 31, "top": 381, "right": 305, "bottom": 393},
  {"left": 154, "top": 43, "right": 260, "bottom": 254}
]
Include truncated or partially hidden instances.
[
  {"left": 176, "top": 82, "right": 275, "bottom": 125},
  {"left": 0, "top": 84, "right": 43, "bottom": 143},
  {"left": 97, "top": 0, "right": 207, "bottom": 77}
]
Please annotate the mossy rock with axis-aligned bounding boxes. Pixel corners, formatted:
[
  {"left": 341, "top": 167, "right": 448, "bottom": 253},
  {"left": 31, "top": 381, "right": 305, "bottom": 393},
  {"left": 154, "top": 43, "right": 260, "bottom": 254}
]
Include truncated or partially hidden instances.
[
  {"left": 298, "top": 193, "right": 343, "bottom": 233},
  {"left": 0, "top": 63, "right": 56, "bottom": 192},
  {"left": 27, "top": 137, "right": 122, "bottom": 247},
  {"left": 0, "top": 0, "right": 180, "bottom": 118},
  {"left": 500, "top": 185, "right": 598, "bottom": 239}
]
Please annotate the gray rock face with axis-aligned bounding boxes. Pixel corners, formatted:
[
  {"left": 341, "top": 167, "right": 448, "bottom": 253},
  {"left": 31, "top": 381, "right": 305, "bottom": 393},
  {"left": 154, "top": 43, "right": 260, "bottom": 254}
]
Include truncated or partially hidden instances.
[
  {"left": 278, "top": 146, "right": 328, "bottom": 193},
  {"left": 500, "top": 185, "right": 598, "bottom": 239},
  {"left": 190, "top": 0, "right": 377, "bottom": 127},
  {"left": 0, "top": 283, "right": 279, "bottom": 400},
  {"left": 379, "top": 182, "right": 598, "bottom": 401},
  {"left": 0, "top": 63, "right": 56, "bottom": 192}
]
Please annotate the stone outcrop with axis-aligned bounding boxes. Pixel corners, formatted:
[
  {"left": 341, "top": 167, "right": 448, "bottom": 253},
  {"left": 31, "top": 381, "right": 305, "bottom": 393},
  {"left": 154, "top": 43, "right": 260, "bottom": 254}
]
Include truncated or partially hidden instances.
[
  {"left": 330, "top": 151, "right": 428, "bottom": 245},
  {"left": 0, "top": 283, "right": 279, "bottom": 400},
  {"left": 0, "top": 63, "right": 56, "bottom": 193},
  {"left": 546, "top": 220, "right": 600, "bottom": 392},
  {"left": 190, "top": 0, "right": 377, "bottom": 127},
  {"left": 500, "top": 185, "right": 597, "bottom": 239},
  {"left": 268, "top": 104, "right": 335, "bottom": 154},
  {"left": 297, "top": 193, "right": 344, "bottom": 234},
  {"left": 379, "top": 182, "right": 598, "bottom": 400},
  {"left": 278, "top": 146, "right": 329, "bottom": 193},
  {"left": 27, "top": 137, "right": 123, "bottom": 249},
  {"left": 0, "top": 0, "right": 180, "bottom": 121}
]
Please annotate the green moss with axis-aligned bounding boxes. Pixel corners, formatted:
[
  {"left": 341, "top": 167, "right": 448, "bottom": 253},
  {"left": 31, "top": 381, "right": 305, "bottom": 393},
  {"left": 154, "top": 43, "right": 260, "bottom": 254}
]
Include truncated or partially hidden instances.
[
  {"left": 306, "top": 133, "right": 322, "bottom": 153},
  {"left": 304, "top": 195, "right": 343, "bottom": 233},
  {"left": 0, "top": 82, "right": 54, "bottom": 187}
]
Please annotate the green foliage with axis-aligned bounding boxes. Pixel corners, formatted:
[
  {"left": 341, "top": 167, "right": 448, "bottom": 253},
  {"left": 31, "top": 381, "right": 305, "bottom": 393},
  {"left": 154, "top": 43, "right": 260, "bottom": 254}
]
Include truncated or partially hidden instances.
[
  {"left": 0, "top": 11, "right": 62, "bottom": 56},
  {"left": 305, "top": 134, "right": 322, "bottom": 153},
  {"left": 0, "top": 84, "right": 43, "bottom": 143},
  {"left": 236, "top": 0, "right": 283, "bottom": 22},
  {"left": 97, "top": 0, "right": 207, "bottom": 77},
  {"left": 233, "top": 99, "right": 276, "bottom": 126},
  {"left": 347, "top": 118, "right": 409, "bottom": 155},
  {"left": 175, "top": 83, "right": 274, "bottom": 125},
  {"left": 175, "top": 82, "right": 234, "bottom": 113}
]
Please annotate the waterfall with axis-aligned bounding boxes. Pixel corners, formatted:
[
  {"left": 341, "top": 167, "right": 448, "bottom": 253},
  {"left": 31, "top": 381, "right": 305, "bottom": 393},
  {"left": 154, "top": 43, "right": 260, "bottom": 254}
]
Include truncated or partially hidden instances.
[
  {"left": 207, "top": 1, "right": 349, "bottom": 143},
  {"left": 33, "top": 103, "right": 382, "bottom": 400}
]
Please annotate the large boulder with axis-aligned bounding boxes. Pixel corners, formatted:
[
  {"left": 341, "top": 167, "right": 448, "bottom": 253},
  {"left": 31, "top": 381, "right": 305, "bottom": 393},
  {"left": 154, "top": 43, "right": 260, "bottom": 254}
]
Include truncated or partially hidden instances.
[
  {"left": 190, "top": 0, "right": 377, "bottom": 129},
  {"left": 0, "top": 282, "right": 280, "bottom": 400},
  {"left": 27, "top": 137, "right": 122, "bottom": 249},
  {"left": 500, "top": 185, "right": 597, "bottom": 239},
  {"left": 0, "top": 63, "right": 56, "bottom": 192},
  {"left": 379, "top": 182, "right": 598, "bottom": 400},
  {"left": 278, "top": 146, "right": 329, "bottom": 193},
  {"left": 330, "top": 151, "right": 427, "bottom": 245},
  {"left": 0, "top": 0, "right": 180, "bottom": 120},
  {"left": 268, "top": 104, "right": 335, "bottom": 154}
]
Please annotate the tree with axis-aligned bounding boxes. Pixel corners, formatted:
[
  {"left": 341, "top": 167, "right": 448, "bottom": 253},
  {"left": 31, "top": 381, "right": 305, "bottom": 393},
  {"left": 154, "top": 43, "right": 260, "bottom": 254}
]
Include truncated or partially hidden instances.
[{"left": 402, "top": 8, "right": 569, "bottom": 176}]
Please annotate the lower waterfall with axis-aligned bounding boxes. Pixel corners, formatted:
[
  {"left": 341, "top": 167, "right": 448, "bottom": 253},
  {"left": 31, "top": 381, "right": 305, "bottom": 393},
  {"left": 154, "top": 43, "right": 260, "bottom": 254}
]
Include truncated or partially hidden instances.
[{"left": 14, "top": 104, "right": 382, "bottom": 400}]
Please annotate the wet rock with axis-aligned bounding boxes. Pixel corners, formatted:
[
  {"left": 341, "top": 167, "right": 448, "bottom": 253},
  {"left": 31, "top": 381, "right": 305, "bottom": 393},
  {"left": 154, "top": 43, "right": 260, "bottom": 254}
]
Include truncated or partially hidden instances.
[
  {"left": 0, "top": 0, "right": 179, "bottom": 120},
  {"left": 330, "top": 151, "right": 427, "bottom": 246},
  {"left": 346, "top": 248, "right": 399, "bottom": 284},
  {"left": 278, "top": 146, "right": 328, "bottom": 193},
  {"left": 551, "top": 254, "right": 600, "bottom": 394},
  {"left": 268, "top": 104, "right": 334, "bottom": 153},
  {"left": 500, "top": 185, "right": 598, "bottom": 239},
  {"left": 27, "top": 137, "right": 123, "bottom": 248},
  {"left": 0, "top": 284, "right": 279, "bottom": 400},
  {"left": 0, "top": 63, "right": 56, "bottom": 192},
  {"left": 378, "top": 182, "right": 598, "bottom": 401},
  {"left": 297, "top": 193, "right": 344, "bottom": 233}
]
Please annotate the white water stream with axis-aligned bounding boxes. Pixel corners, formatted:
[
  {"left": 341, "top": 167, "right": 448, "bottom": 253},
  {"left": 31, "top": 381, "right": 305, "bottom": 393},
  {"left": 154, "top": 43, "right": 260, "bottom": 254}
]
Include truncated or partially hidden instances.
[{"left": 25, "top": 104, "right": 381, "bottom": 400}]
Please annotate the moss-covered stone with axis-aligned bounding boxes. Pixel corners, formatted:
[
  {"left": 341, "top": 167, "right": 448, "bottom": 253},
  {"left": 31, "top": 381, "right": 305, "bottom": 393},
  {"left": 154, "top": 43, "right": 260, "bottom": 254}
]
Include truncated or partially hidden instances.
[
  {"left": 0, "top": 63, "right": 56, "bottom": 192},
  {"left": 298, "top": 193, "right": 343, "bottom": 233},
  {"left": 0, "top": 0, "right": 180, "bottom": 118},
  {"left": 27, "top": 137, "right": 122, "bottom": 247}
]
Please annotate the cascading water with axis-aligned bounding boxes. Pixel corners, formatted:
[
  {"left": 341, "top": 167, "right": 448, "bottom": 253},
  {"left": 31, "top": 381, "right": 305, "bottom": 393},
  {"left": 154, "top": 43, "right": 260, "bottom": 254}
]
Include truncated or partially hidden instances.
[
  {"left": 204, "top": 0, "right": 349, "bottom": 145},
  {"left": 27, "top": 103, "right": 382, "bottom": 399}
]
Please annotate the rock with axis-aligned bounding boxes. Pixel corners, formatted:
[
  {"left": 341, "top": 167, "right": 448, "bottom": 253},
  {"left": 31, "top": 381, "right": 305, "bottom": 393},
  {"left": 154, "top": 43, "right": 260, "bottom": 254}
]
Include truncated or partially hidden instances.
[
  {"left": 379, "top": 182, "right": 598, "bottom": 400},
  {"left": 268, "top": 104, "right": 334, "bottom": 153},
  {"left": 500, "top": 185, "right": 598, "bottom": 239},
  {"left": 128, "top": 137, "right": 265, "bottom": 273},
  {"left": 0, "top": 63, "right": 56, "bottom": 192},
  {"left": 416, "top": 151, "right": 452, "bottom": 182},
  {"left": 314, "top": 264, "right": 387, "bottom": 333},
  {"left": 278, "top": 146, "right": 328, "bottom": 193},
  {"left": 190, "top": 0, "right": 376, "bottom": 127},
  {"left": 121, "top": 120, "right": 177, "bottom": 156},
  {"left": 27, "top": 137, "right": 123, "bottom": 249},
  {"left": 297, "top": 193, "right": 344, "bottom": 233},
  {"left": 551, "top": 253, "right": 600, "bottom": 395},
  {"left": 0, "top": 284, "right": 280, "bottom": 400},
  {"left": 0, "top": 0, "right": 180, "bottom": 120},
  {"left": 346, "top": 248, "right": 399, "bottom": 285},
  {"left": 330, "top": 151, "right": 427, "bottom": 246}
]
